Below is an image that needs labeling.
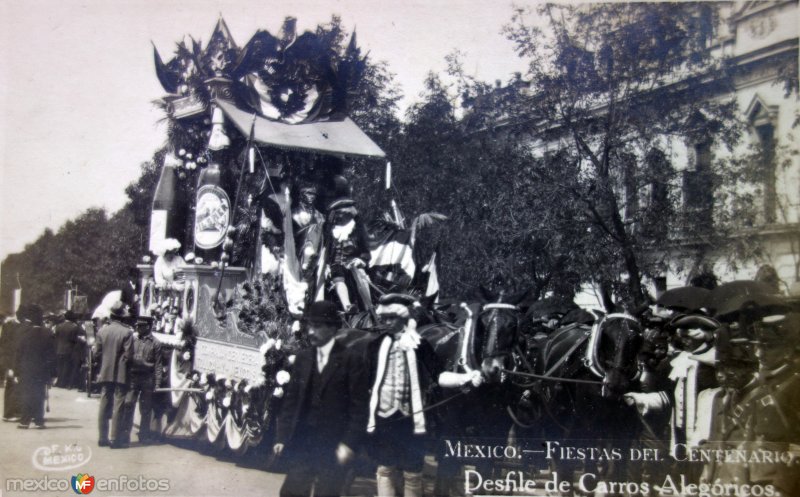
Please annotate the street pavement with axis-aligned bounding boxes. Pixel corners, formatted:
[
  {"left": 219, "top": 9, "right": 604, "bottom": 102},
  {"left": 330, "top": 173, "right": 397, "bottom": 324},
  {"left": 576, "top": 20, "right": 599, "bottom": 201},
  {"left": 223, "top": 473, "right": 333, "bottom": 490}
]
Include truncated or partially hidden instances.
[
  {"left": 0, "top": 385, "right": 285, "bottom": 497},
  {"left": 0, "top": 385, "right": 549, "bottom": 497}
]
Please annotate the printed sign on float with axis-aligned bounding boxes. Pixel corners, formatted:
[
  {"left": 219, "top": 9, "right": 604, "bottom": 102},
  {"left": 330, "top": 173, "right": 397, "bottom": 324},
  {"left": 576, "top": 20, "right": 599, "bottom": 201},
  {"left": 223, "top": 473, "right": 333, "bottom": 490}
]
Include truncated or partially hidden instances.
[{"left": 193, "top": 338, "right": 263, "bottom": 381}]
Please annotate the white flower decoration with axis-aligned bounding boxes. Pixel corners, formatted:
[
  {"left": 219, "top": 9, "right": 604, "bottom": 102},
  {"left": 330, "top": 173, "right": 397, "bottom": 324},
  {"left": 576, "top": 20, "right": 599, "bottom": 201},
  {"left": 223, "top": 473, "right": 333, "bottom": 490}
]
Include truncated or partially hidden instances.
[
  {"left": 222, "top": 396, "right": 231, "bottom": 408},
  {"left": 260, "top": 338, "right": 276, "bottom": 355},
  {"left": 275, "top": 339, "right": 282, "bottom": 351},
  {"left": 276, "top": 370, "right": 291, "bottom": 385},
  {"left": 273, "top": 387, "right": 284, "bottom": 398},
  {"left": 182, "top": 351, "right": 192, "bottom": 361},
  {"left": 205, "top": 391, "right": 214, "bottom": 401},
  {"left": 288, "top": 355, "right": 296, "bottom": 365}
]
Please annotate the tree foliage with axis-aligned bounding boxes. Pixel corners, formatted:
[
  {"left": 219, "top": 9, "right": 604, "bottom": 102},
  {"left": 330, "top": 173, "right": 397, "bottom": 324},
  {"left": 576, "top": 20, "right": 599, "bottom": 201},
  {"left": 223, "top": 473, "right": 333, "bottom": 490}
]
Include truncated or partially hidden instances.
[
  {"left": 502, "top": 2, "right": 749, "bottom": 307},
  {"left": 1, "top": 206, "right": 147, "bottom": 313}
]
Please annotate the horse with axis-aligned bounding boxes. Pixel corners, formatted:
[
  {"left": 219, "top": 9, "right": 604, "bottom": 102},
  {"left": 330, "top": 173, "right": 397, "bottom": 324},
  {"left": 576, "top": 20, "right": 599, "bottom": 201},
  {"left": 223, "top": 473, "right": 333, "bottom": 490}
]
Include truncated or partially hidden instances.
[
  {"left": 507, "top": 312, "right": 645, "bottom": 485},
  {"left": 417, "top": 299, "right": 528, "bottom": 495}
]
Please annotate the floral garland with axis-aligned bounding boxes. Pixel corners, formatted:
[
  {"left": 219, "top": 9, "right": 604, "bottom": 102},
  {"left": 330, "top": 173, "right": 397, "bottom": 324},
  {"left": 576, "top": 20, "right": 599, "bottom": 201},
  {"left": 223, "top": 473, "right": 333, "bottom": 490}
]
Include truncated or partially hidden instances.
[{"left": 178, "top": 275, "right": 303, "bottom": 439}]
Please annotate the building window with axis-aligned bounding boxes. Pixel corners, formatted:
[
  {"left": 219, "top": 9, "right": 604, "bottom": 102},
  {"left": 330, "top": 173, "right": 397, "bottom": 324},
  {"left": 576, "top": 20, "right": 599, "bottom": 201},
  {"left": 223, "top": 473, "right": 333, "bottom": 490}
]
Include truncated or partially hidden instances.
[
  {"left": 746, "top": 95, "right": 779, "bottom": 224},
  {"left": 683, "top": 141, "right": 714, "bottom": 228},
  {"left": 754, "top": 122, "right": 777, "bottom": 224}
]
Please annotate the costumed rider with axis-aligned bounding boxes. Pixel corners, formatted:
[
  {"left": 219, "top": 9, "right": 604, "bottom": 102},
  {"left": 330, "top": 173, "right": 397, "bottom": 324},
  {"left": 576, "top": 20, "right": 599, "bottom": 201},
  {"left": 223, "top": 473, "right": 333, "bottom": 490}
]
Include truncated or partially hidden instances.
[
  {"left": 259, "top": 163, "right": 288, "bottom": 276},
  {"left": 292, "top": 180, "right": 325, "bottom": 278},
  {"left": 153, "top": 238, "right": 185, "bottom": 333},
  {"left": 153, "top": 238, "right": 185, "bottom": 293},
  {"left": 365, "top": 293, "right": 442, "bottom": 497},
  {"left": 323, "top": 198, "right": 371, "bottom": 313}
]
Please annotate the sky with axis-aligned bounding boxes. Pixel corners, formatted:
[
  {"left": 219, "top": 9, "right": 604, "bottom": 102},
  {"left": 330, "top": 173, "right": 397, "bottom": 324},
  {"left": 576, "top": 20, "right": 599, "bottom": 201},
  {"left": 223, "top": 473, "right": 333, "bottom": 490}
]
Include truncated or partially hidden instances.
[{"left": 0, "top": 0, "right": 531, "bottom": 259}]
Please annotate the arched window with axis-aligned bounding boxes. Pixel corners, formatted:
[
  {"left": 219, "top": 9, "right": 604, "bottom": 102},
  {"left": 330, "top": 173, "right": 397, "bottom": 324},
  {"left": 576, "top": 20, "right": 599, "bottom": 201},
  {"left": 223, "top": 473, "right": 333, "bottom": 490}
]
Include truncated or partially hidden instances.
[{"left": 746, "top": 94, "right": 779, "bottom": 224}]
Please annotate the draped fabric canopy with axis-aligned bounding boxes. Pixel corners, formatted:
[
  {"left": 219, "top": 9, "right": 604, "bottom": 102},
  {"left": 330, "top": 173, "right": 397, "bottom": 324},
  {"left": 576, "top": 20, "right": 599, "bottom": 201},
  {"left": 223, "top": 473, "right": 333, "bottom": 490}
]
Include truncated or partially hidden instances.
[{"left": 216, "top": 99, "right": 386, "bottom": 158}]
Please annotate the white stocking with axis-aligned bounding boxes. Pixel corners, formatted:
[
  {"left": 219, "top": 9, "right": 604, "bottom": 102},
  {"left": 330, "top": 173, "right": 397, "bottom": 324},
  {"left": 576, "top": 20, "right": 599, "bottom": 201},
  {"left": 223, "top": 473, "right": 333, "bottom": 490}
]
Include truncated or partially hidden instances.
[
  {"left": 376, "top": 465, "right": 398, "bottom": 497},
  {"left": 403, "top": 471, "right": 423, "bottom": 497}
]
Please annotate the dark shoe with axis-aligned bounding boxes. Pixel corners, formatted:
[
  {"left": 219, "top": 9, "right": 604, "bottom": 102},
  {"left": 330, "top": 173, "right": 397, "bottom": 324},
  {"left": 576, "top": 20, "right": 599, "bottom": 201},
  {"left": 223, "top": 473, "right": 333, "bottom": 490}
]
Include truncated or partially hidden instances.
[
  {"left": 98, "top": 439, "right": 110, "bottom": 447},
  {"left": 109, "top": 441, "right": 129, "bottom": 449},
  {"left": 34, "top": 423, "right": 46, "bottom": 430},
  {"left": 16, "top": 423, "right": 29, "bottom": 429}
]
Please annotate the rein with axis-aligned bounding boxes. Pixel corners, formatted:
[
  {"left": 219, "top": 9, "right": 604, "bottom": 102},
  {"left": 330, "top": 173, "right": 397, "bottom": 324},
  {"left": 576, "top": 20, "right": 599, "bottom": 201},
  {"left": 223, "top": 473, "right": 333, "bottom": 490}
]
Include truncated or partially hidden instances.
[
  {"left": 372, "top": 389, "right": 470, "bottom": 426},
  {"left": 500, "top": 368, "right": 603, "bottom": 386}
]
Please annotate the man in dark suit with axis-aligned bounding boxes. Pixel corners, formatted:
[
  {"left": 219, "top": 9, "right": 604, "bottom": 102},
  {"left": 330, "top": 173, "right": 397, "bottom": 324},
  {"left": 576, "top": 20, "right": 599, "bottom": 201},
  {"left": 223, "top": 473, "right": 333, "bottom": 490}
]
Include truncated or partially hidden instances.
[
  {"left": 54, "top": 311, "right": 81, "bottom": 388},
  {"left": 95, "top": 301, "right": 133, "bottom": 448},
  {"left": 273, "top": 300, "right": 368, "bottom": 497},
  {"left": 14, "top": 304, "right": 56, "bottom": 429},
  {"left": 1, "top": 312, "right": 24, "bottom": 421}
]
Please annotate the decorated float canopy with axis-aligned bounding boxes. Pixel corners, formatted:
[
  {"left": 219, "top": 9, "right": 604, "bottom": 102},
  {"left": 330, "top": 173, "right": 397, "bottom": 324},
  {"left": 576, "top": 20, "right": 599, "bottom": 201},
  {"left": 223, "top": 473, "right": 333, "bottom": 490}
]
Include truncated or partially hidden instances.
[
  {"left": 216, "top": 99, "right": 385, "bottom": 158},
  {"left": 154, "top": 17, "right": 385, "bottom": 158}
]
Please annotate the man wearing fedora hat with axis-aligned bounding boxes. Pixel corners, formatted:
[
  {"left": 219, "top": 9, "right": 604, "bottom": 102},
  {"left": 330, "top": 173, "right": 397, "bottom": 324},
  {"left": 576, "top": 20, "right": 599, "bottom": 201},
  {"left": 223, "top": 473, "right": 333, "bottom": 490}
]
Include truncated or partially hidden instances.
[
  {"left": 365, "top": 293, "right": 442, "bottom": 497},
  {"left": 14, "top": 304, "right": 56, "bottom": 429},
  {"left": 95, "top": 301, "right": 134, "bottom": 448},
  {"left": 273, "top": 300, "right": 368, "bottom": 497}
]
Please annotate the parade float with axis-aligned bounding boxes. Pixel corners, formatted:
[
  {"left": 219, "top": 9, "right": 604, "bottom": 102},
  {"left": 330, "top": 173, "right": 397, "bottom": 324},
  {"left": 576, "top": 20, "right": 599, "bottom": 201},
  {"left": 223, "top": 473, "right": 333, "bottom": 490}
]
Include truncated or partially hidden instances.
[{"left": 136, "top": 18, "right": 433, "bottom": 454}]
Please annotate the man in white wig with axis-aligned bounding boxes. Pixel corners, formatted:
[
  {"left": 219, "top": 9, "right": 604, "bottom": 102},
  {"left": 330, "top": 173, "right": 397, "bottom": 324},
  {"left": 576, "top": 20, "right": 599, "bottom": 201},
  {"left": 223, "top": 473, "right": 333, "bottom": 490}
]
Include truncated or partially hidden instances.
[{"left": 365, "top": 293, "right": 441, "bottom": 497}]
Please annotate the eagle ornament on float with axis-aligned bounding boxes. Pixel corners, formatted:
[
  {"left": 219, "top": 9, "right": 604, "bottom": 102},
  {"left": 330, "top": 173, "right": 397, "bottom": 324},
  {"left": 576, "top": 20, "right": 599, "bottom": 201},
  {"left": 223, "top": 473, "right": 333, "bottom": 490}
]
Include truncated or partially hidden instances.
[{"left": 138, "top": 17, "right": 393, "bottom": 454}]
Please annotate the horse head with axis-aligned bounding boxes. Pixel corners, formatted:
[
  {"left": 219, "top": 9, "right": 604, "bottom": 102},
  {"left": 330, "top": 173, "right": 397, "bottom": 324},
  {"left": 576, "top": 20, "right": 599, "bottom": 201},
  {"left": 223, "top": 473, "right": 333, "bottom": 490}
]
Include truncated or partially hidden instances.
[
  {"left": 586, "top": 313, "right": 643, "bottom": 398},
  {"left": 476, "top": 303, "right": 522, "bottom": 383}
]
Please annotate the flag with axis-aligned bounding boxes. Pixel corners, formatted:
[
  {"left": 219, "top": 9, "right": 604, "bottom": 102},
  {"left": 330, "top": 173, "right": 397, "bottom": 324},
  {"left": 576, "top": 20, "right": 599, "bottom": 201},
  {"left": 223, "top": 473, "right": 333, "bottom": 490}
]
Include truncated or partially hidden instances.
[
  {"left": 368, "top": 224, "right": 415, "bottom": 293},
  {"left": 421, "top": 251, "right": 440, "bottom": 300},
  {"left": 282, "top": 186, "right": 307, "bottom": 315}
]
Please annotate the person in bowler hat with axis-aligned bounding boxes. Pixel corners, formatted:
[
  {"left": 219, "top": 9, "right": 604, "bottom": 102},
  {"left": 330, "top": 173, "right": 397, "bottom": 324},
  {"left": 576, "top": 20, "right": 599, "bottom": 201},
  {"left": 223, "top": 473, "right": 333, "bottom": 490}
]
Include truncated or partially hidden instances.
[
  {"left": 95, "top": 301, "right": 134, "bottom": 448},
  {"left": 273, "top": 300, "right": 368, "bottom": 497},
  {"left": 13, "top": 304, "right": 56, "bottom": 429}
]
